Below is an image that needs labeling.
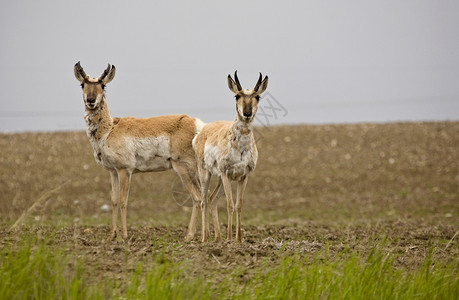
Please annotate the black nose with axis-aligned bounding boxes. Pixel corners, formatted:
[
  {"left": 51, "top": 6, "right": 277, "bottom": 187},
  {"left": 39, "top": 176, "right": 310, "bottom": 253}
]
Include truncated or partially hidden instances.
[
  {"left": 87, "top": 98, "right": 95, "bottom": 105},
  {"left": 243, "top": 111, "right": 252, "bottom": 117}
]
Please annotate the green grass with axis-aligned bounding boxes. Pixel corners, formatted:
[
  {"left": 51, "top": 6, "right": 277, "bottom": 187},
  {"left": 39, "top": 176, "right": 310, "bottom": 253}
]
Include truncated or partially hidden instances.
[
  {"left": 1, "top": 238, "right": 457, "bottom": 299},
  {"left": 0, "top": 238, "right": 93, "bottom": 299},
  {"left": 0, "top": 236, "right": 212, "bottom": 299},
  {"left": 125, "top": 263, "right": 214, "bottom": 300},
  {"left": 1, "top": 124, "right": 457, "bottom": 299},
  {"left": 240, "top": 247, "right": 458, "bottom": 300}
]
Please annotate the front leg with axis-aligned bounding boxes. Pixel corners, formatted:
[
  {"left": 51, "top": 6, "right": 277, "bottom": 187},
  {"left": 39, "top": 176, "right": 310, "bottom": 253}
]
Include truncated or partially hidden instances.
[
  {"left": 108, "top": 171, "right": 120, "bottom": 241},
  {"left": 117, "top": 168, "right": 132, "bottom": 241},
  {"left": 235, "top": 175, "right": 248, "bottom": 243},
  {"left": 221, "top": 174, "right": 234, "bottom": 241}
]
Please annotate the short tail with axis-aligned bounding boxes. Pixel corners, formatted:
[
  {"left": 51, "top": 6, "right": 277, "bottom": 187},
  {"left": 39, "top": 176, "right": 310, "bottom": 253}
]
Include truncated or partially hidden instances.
[{"left": 194, "top": 118, "right": 205, "bottom": 134}]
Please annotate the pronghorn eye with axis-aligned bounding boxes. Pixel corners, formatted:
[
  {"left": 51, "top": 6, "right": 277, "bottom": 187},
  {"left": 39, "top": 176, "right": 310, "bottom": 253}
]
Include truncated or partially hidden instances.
[
  {"left": 235, "top": 95, "right": 241, "bottom": 100},
  {"left": 255, "top": 95, "right": 261, "bottom": 101},
  {"left": 80, "top": 83, "right": 84, "bottom": 89},
  {"left": 102, "top": 84, "right": 106, "bottom": 90}
]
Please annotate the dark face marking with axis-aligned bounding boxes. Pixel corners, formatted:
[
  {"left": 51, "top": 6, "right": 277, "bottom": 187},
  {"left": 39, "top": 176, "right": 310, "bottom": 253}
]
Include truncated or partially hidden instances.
[
  {"left": 243, "top": 100, "right": 253, "bottom": 117},
  {"left": 235, "top": 92, "right": 259, "bottom": 120},
  {"left": 82, "top": 81, "right": 105, "bottom": 109}
]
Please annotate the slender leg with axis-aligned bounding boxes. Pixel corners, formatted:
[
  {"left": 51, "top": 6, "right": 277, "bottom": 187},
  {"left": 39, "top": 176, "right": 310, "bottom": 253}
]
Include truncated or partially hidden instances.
[
  {"left": 221, "top": 174, "right": 234, "bottom": 241},
  {"left": 235, "top": 175, "right": 248, "bottom": 243},
  {"left": 171, "top": 161, "right": 203, "bottom": 242},
  {"left": 117, "top": 168, "right": 132, "bottom": 240},
  {"left": 208, "top": 179, "right": 223, "bottom": 242},
  {"left": 108, "top": 171, "right": 120, "bottom": 241},
  {"left": 186, "top": 199, "right": 201, "bottom": 242},
  {"left": 200, "top": 169, "right": 211, "bottom": 242}
]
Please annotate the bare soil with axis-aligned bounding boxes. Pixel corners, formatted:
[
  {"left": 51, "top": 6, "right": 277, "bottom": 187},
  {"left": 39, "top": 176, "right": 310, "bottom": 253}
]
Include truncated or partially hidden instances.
[
  {"left": 0, "top": 122, "right": 458, "bottom": 284},
  {"left": 1, "top": 221, "right": 457, "bottom": 285}
]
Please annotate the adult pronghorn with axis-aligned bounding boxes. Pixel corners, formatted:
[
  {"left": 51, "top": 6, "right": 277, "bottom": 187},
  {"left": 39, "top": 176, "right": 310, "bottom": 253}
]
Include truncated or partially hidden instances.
[
  {"left": 74, "top": 62, "right": 204, "bottom": 242},
  {"left": 193, "top": 71, "right": 268, "bottom": 242}
]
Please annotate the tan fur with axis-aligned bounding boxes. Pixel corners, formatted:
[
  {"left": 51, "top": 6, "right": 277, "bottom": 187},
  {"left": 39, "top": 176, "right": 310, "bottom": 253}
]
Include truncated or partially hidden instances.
[
  {"left": 193, "top": 71, "right": 268, "bottom": 243},
  {"left": 74, "top": 62, "right": 203, "bottom": 241},
  {"left": 104, "top": 114, "right": 198, "bottom": 162},
  {"left": 193, "top": 121, "right": 232, "bottom": 164}
]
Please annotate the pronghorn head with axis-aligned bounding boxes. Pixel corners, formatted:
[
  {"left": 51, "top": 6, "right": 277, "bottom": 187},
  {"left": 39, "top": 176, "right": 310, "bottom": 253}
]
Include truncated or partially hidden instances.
[
  {"left": 74, "top": 62, "right": 116, "bottom": 110},
  {"left": 227, "top": 71, "right": 268, "bottom": 122}
]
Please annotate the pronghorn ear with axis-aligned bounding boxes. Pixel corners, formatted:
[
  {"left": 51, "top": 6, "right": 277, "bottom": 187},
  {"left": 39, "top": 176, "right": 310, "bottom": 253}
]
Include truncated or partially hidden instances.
[
  {"left": 254, "top": 74, "right": 268, "bottom": 94},
  {"left": 74, "top": 61, "right": 87, "bottom": 83},
  {"left": 227, "top": 74, "right": 240, "bottom": 94},
  {"left": 101, "top": 64, "right": 116, "bottom": 84}
]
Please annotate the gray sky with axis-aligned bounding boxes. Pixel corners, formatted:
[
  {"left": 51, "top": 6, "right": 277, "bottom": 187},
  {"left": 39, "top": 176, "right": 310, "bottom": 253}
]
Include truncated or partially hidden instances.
[{"left": 1, "top": 0, "right": 458, "bottom": 132}]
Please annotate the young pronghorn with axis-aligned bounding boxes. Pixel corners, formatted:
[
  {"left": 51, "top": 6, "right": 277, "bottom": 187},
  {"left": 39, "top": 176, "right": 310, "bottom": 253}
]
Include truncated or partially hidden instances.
[
  {"left": 74, "top": 62, "right": 204, "bottom": 241},
  {"left": 193, "top": 71, "right": 268, "bottom": 242}
]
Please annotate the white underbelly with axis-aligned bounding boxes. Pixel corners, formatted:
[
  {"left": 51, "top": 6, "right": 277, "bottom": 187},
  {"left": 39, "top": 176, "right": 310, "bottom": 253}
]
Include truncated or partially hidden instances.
[
  {"left": 204, "top": 144, "right": 256, "bottom": 180},
  {"left": 95, "top": 135, "right": 173, "bottom": 172},
  {"left": 130, "top": 135, "right": 172, "bottom": 171},
  {"left": 223, "top": 162, "right": 251, "bottom": 180},
  {"left": 134, "top": 154, "right": 171, "bottom": 172}
]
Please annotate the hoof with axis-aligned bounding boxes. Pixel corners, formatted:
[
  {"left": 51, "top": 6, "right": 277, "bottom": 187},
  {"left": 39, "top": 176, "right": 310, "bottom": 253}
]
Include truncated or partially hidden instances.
[{"left": 106, "top": 230, "right": 117, "bottom": 243}]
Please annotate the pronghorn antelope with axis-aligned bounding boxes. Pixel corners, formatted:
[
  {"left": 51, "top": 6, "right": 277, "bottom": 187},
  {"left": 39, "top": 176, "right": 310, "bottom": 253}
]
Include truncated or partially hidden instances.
[
  {"left": 74, "top": 62, "right": 204, "bottom": 241},
  {"left": 193, "top": 71, "right": 268, "bottom": 242}
]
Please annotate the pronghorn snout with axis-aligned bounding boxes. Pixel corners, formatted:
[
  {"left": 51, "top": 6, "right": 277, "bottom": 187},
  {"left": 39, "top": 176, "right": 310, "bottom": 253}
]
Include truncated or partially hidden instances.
[
  {"left": 87, "top": 98, "right": 96, "bottom": 108},
  {"left": 243, "top": 110, "right": 252, "bottom": 118},
  {"left": 243, "top": 102, "right": 253, "bottom": 119}
]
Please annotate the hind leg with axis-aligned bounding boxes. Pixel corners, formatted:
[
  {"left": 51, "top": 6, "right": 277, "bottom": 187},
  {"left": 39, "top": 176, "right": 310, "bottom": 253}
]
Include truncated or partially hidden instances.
[
  {"left": 208, "top": 179, "right": 223, "bottom": 242},
  {"left": 171, "top": 160, "right": 203, "bottom": 242},
  {"left": 199, "top": 167, "right": 211, "bottom": 242}
]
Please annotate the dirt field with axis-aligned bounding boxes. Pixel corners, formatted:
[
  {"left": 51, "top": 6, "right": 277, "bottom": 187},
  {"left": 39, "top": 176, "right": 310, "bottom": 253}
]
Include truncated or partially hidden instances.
[{"left": 0, "top": 122, "right": 458, "bottom": 287}]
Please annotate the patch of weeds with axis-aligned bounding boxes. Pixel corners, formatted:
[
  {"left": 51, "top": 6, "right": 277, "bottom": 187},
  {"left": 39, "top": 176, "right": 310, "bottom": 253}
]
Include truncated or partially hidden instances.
[
  {"left": 0, "top": 236, "right": 102, "bottom": 299},
  {"left": 235, "top": 245, "right": 458, "bottom": 299}
]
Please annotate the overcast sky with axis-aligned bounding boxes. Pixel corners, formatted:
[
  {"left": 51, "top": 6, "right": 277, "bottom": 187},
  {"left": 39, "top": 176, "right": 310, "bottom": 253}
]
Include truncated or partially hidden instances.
[{"left": 1, "top": 1, "right": 458, "bottom": 132}]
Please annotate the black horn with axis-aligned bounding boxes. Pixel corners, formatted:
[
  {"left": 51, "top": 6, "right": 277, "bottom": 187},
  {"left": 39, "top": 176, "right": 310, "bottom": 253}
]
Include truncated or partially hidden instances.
[
  {"left": 74, "top": 61, "right": 87, "bottom": 79},
  {"left": 254, "top": 72, "right": 263, "bottom": 92},
  {"left": 234, "top": 70, "right": 243, "bottom": 91},
  {"left": 99, "top": 64, "right": 111, "bottom": 80}
]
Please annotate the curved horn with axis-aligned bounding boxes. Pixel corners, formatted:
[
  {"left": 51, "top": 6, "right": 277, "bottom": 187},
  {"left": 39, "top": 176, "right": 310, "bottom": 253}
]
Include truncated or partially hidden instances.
[
  {"left": 99, "top": 64, "right": 111, "bottom": 81},
  {"left": 254, "top": 72, "right": 263, "bottom": 92},
  {"left": 74, "top": 61, "right": 87, "bottom": 80},
  {"left": 234, "top": 70, "right": 242, "bottom": 91}
]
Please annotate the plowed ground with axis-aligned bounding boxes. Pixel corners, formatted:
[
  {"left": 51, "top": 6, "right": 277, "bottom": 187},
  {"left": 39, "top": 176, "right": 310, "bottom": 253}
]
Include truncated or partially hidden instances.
[{"left": 1, "top": 122, "right": 457, "bottom": 284}]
